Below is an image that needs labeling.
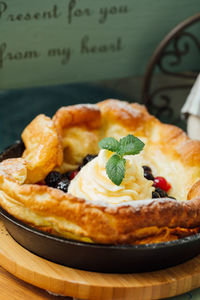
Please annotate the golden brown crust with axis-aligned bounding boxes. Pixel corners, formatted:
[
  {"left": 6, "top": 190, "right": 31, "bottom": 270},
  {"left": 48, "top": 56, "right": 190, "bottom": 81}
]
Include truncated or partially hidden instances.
[
  {"left": 52, "top": 104, "right": 101, "bottom": 172},
  {"left": 53, "top": 104, "right": 101, "bottom": 136},
  {"left": 156, "top": 122, "right": 200, "bottom": 167},
  {"left": 98, "top": 100, "right": 156, "bottom": 133},
  {"left": 188, "top": 180, "right": 200, "bottom": 200},
  {"left": 0, "top": 99, "right": 200, "bottom": 244},
  {"left": 22, "top": 114, "right": 63, "bottom": 183},
  {"left": 0, "top": 159, "right": 200, "bottom": 244}
]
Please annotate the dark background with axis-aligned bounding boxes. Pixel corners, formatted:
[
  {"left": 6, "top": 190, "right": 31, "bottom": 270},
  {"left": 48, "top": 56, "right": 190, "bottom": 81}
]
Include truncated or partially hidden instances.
[{"left": 0, "top": 83, "right": 126, "bottom": 152}]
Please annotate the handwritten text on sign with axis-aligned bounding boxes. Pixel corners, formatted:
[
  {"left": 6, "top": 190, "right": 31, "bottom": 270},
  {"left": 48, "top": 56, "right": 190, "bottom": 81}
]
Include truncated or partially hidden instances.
[
  {"left": 0, "top": 0, "right": 127, "bottom": 69},
  {"left": 0, "top": 0, "right": 199, "bottom": 89},
  {"left": 0, "top": 1, "right": 128, "bottom": 24}
]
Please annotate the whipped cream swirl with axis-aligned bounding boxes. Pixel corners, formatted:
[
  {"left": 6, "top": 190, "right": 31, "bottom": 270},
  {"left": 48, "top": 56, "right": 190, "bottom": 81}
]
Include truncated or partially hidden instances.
[{"left": 68, "top": 149, "right": 154, "bottom": 205}]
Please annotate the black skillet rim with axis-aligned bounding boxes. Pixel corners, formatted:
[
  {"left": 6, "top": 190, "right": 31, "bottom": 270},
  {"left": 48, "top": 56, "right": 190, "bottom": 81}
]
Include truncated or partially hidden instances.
[{"left": 1, "top": 205, "right": 200, "bottom": 251}]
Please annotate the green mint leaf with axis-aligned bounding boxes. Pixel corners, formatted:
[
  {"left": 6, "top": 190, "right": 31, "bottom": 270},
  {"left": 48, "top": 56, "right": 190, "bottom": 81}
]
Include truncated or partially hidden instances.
[
  {"left": 98, "top": 137, "right": 119, "bottom": 152},
  {"left": 117, "top": 134, "right": 144, "bottom": 156},
  {"left": 106, "top": 154, "right": 126, "bottom": 186}
]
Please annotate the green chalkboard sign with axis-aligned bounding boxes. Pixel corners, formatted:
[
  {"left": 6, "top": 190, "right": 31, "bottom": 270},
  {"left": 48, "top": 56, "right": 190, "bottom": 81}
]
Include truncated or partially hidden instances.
[{"left": 0, "top": 0, "right": 199, "bottom": 89}]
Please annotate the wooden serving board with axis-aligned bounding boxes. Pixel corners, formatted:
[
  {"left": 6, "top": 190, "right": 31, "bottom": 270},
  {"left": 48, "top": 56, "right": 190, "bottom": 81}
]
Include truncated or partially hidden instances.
[
  {"left": 0, "top": 221, "right": 200, "bottom": 300},
  {"left": 0, "top": 265, "right": 71, "bottom": 300}
]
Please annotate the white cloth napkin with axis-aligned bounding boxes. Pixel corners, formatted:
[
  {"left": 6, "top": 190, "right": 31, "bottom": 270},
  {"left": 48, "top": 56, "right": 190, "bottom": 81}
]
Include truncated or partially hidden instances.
[
  {"left": 182, "top": 73, "right": 200, "bottom": 118},
  {"left": 181, "top": 73, "right": 200, "bottom": 140}
]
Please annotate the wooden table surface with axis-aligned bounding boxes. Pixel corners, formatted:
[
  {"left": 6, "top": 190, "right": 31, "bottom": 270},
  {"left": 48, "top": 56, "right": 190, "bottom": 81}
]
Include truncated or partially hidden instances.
[{"left": 0, "top": 265, "right": 71, "bottom": 300}]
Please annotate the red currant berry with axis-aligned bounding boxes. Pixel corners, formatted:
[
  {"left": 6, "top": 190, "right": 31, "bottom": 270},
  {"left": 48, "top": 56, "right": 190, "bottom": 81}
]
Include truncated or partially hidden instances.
[
  {"left": 153, "top": 176, "right": 171, "bottom": 192},
  {"left": 166, "top": 182, "right": 171, "bottom": 191},
  {"left": 69, "top": 170, "right": 79, "bottom": 180}
]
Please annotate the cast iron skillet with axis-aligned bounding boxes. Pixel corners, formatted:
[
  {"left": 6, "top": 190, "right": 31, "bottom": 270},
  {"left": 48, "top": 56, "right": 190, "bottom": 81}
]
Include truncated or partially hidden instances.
[{"left": 1, "top": 141, "right": 200, "bottom": 273}]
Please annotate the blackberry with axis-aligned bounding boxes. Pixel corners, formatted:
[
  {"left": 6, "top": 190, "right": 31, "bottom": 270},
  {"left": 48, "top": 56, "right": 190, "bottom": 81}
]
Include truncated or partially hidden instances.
[
  {"left": 142, "top": 165, "right": 154, "bottom": 181},
  {"left": 142, "top": 166, "right": 152, "bottom": 173},
  {"left": 82, "top": 154, "right": 97, "bottom": 165},
  {"left": 155, "top": 188, "right": 168, "bottom": 198},
  {"left": 78, "top": 154, "right": 97, "bottom": 170},
  {"left": 152, "top": 191, "right": 160, "bottom": 198},
  {"left": 152, "top": 189, "right": 176, "bottom": 200},
  {"left": 56, "top": 179, "right": 70, "bottom": 193},
  {"left": 144, "top": 171, "right": 154, "bottom": 181},
  {"left": 62, "top": 171, "right": 72, "bottom": 180},
  {"left": 45, "top": 171, "right": 62, "bottom": 188}
]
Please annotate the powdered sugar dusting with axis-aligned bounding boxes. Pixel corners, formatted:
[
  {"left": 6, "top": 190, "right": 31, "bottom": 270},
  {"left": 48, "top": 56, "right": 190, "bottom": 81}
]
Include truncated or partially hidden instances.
[
  {"left": 83, "top": 197, "right": 178, "bottom": 208},
  {"left": 75, "top": 104, "right": 100, "bottom": 111},
  {"left": 108, "top": 100, "right": 141, "bottom": 117}
]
